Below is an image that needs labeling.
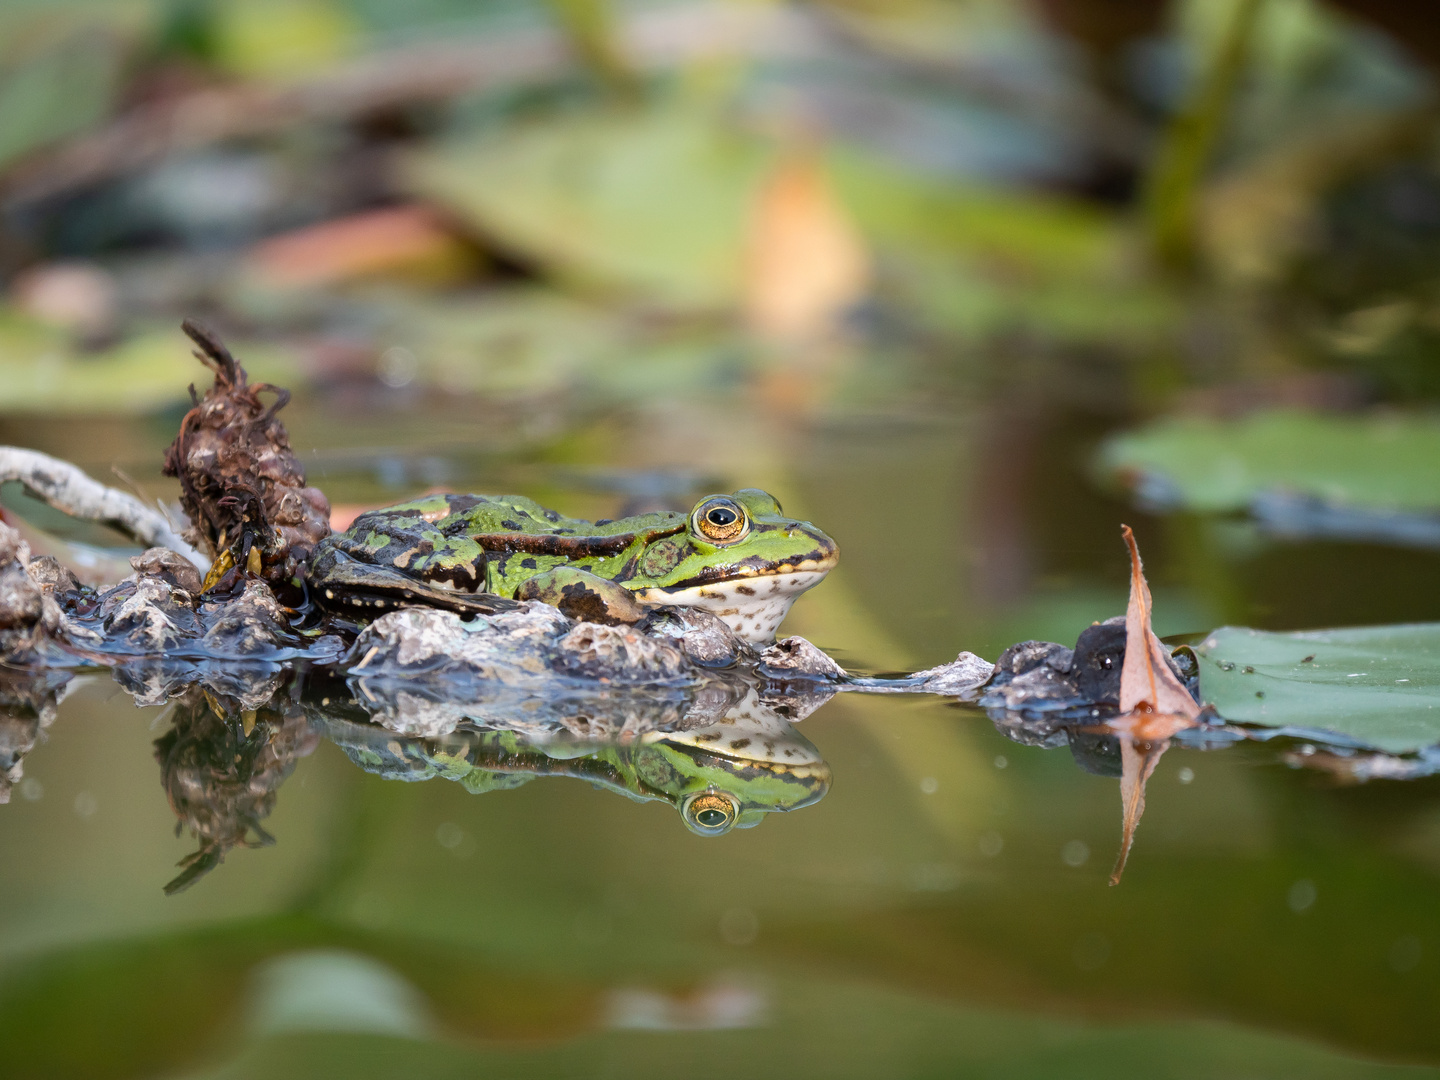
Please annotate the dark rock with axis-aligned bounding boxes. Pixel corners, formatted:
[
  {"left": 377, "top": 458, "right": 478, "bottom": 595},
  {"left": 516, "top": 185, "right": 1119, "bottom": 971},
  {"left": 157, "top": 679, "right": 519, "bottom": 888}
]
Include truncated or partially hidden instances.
[
  {"left": 1067, "top": 728, "right": 1123, "bottom": 778},
  {"left": 0, "top": 523, "right": 51, "bottom": 661},
  {"left": 342, "top": 603, "right": 698, "bottom": 688},
  {"left": 641, "top": 607, "right": 750, "bottom": 668},
  {"left": 758, "top": 687, "right": 837, "bottom": 723},
  {"left": 1072, "top": 617, "right": 1126, "bottom": 704},
  {"left": 102, "top": 577, "right": 199, "bottom": 653},
  {"left": 982, "top": 662, "right": 1080, "bottom": 710},
  {"left": 989, "top": 711, "right": 1073, "bottom": 748},
  {"left": 759, "top": 636, "right": 846, "bottom": 679},
  {"left": 911, "top": 651, "right": 997, "bottom": 697},
  {"left": 996, "top": 639, "right": 1074, "bottom": 676},
  {"left": 0, "top": 563, "right": 44, "bottom": 631},
  {"left": 131, "top": 547, "right": 203, "bottom": 594},
  {"left": 0, "top": 672, "right": 65, "bottom": 803},
  {"left": 0, "top": 524, "right": 21, "bottom": 567},
  {"left": 553, "top": 621, "right": 694, "bottom": 684},
  {"left": 26, "top": 556, "right": 79, "bottom": 596}
]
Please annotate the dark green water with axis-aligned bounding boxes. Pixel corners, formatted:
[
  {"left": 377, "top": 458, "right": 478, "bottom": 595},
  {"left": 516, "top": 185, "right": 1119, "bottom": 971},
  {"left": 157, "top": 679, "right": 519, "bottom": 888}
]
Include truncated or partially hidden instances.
[{"left": 2, "top": 394, "right": 1438, "bottom": 1080}]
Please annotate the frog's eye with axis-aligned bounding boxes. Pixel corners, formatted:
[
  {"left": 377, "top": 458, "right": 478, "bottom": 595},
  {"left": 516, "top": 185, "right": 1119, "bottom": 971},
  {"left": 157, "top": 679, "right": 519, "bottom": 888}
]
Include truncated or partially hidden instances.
[
  {"left": 681, "top": 790, "right": 739, "bottom": 835},
  {"left": 692, "top": 497, "right": 749, "bottom": 544}
]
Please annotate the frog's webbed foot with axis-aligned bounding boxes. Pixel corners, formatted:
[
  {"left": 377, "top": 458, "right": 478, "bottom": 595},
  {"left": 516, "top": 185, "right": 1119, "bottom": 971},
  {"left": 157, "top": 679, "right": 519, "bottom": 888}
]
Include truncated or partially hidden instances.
[
  {"left": 310, "top": 549, "right": 523, "bottom": 617},
  {"left": 514, "top": 567, "right": 650, "bottom": 626}
]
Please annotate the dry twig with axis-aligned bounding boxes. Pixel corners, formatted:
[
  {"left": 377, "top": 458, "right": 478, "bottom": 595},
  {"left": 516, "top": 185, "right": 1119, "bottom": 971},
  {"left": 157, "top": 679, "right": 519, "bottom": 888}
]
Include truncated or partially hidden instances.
[{"left": 0, "top": 447, "right": 206, "bottom": 570}]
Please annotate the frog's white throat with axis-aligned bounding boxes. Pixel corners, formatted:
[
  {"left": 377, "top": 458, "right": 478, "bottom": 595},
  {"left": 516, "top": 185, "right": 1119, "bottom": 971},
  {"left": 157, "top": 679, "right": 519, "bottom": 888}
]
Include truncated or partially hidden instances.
[{"left": 634, "top": 569, "right": 831, "bottom": 644}]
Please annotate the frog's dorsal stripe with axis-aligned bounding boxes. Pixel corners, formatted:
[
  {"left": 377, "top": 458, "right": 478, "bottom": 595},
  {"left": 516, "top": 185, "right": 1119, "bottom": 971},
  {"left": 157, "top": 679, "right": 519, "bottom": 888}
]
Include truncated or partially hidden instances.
[
  {"left": 471, "top": 525, "right": 685, "bottom": 559},
  {"left": 461, "top": 745, "right": 675, "bottom": 802}
]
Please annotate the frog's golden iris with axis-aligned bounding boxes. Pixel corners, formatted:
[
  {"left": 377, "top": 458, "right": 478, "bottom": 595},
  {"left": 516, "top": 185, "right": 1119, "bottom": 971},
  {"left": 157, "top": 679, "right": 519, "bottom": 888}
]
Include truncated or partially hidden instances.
[
  {"left": 682, "top": 789, "right": 740, "bottom": 835},
  {"left": 692, "top": 496, "right": 749, "bottom": 544}
]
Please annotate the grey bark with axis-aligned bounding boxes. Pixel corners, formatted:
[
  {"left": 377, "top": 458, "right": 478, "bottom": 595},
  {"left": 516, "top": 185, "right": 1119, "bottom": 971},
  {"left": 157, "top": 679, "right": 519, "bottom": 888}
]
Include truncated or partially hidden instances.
[{"left": 0, "top": 447, "right": 207, "bottom": 571}]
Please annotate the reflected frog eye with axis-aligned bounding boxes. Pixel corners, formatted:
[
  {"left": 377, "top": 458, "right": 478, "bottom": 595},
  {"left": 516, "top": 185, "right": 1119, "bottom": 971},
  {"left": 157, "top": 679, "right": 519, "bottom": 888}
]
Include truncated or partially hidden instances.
[
  {"left": 692, "top": 497, "right": 749, "bottom": 544},
  {"left": 682, "top": 790, "right": 739, "bottom": 835}
]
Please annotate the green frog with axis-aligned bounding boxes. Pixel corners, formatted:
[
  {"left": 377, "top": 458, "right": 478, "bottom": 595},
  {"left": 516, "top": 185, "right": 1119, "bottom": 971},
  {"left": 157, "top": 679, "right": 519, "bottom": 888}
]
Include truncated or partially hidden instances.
[
  {"left": 318, "top": 687, "right": 831, "bottom": 835},
  {"left": 307, "top": 489, "right": 837, "bottom": 644}
]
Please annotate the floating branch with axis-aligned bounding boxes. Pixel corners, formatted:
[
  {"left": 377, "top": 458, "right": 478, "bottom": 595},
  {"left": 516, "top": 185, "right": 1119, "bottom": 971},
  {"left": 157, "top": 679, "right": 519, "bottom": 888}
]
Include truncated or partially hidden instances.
[{"left": 0, "top": 447, "right": 206, "bottom": 571}]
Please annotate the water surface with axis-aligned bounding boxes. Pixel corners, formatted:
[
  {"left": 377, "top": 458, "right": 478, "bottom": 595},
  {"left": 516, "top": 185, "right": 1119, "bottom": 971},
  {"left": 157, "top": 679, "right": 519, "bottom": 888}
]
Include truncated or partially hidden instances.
[{"left": 2, "top": 398, "right": 1438, "bottom": 1080}]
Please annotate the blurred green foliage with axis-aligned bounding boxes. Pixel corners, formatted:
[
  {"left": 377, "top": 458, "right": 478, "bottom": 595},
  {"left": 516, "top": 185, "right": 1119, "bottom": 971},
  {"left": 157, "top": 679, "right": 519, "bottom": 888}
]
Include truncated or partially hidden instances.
[{"left": 0, "top": 9, "right": 134, "bottom": 173}]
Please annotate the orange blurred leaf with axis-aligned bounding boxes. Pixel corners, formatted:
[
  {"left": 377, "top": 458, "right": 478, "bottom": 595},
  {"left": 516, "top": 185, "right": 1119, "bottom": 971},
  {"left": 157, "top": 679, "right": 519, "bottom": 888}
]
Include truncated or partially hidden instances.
[
  {"left": 247, "top": 205, "right": 477, "bottom": 289},
  {"left": 743, "top": 153, "right": 869, "bottom": 342}
]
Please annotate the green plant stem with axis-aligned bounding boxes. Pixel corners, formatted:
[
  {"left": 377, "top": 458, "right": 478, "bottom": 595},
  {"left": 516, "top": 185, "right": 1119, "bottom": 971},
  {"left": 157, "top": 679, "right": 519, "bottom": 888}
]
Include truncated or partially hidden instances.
[{"left": 1143, "top": 0, "right": 1264, "bottom": 272}]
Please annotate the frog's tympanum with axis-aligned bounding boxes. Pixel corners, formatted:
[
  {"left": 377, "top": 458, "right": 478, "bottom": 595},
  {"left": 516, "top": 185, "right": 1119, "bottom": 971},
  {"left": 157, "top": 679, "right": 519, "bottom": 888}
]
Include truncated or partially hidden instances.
[
  {"left": 307, "top": 489, "right": 837, "bottom": 644},
  {"left": 321, "top": 689, "right": 831, "bottom": 836}
]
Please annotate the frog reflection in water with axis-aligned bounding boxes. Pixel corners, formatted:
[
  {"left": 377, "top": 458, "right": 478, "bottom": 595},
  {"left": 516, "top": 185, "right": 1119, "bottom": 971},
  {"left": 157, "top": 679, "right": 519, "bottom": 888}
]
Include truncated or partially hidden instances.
[
  {"left": 321, "top": 689, "right": 831, "bottom": 836},
  {"left": 307, "top": 489, "right": 838, "bottom": 644},
  {"left": 151, "top": 684, "right": 829, "bottom": 894}
]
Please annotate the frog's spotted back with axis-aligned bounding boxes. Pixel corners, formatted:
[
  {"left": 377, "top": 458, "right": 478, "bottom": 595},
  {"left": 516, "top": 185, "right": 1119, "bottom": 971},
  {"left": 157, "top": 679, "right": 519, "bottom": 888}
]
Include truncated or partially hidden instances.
[{"left": 308, "top": 489, "right": 838, "bottom": 643}]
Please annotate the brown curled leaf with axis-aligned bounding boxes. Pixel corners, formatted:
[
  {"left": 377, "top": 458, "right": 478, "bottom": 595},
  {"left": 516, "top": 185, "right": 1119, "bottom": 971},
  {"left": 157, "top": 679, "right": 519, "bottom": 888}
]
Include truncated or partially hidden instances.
[
  {"left": 1108, "top": 526, "right": 1202, "bottom": 885},
  {"left": 1118, "top": 524, "right": 1202, "bottom": 719}
]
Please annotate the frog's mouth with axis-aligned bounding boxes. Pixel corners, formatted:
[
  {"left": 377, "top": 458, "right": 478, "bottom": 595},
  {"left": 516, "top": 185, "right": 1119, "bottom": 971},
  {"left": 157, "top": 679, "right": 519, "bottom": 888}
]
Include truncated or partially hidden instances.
[{"left": 631, "top": 564, "right": 835, "bottom": 644}]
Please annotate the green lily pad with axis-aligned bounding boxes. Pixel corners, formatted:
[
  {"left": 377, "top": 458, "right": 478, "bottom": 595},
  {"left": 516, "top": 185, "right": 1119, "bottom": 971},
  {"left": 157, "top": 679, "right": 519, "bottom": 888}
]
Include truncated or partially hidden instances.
[
  {"left": 1196, "top": 623, "right": 1440, "bottom": 753},
  {"left": 404, "top": 103, "right": 772, "bottom": 309},
  {"left": 1099, "top": 410, "right": 1440, "bottom": 514}
]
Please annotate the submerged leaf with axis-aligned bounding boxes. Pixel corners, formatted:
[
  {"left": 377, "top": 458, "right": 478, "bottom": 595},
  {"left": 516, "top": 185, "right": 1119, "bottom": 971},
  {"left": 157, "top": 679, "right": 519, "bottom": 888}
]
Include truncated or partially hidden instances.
[
  {"left": 244, "top": 205, "right": 478, "bottom": 289},
  {"left": 831, "top": 150, "right": 1178, "bottom": 348},
  {"left": 0, "top": 13, "right": 130, "bottom": 174},
  {"left": 0, "top": 315, "right": 300, "bottom": 414}
]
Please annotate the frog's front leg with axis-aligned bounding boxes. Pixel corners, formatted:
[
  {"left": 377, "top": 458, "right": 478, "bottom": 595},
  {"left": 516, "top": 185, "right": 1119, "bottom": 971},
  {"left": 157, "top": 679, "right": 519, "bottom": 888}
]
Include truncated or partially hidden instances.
[{"left": 514, "top": 567, "right": 651, "bottom": 626}]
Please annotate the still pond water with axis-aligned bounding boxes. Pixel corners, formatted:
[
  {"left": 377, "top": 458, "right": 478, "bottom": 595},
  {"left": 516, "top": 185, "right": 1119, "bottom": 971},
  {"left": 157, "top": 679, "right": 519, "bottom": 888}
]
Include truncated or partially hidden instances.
[{"left": 2, "top": 389, "right": 1439, "bottom": 1080}]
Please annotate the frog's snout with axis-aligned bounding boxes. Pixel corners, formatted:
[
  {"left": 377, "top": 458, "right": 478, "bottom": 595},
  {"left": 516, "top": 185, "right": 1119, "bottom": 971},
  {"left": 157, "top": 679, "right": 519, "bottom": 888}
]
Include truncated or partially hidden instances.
[{"left": 799, "top": 525, "right": 840, "bottom": 571}]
